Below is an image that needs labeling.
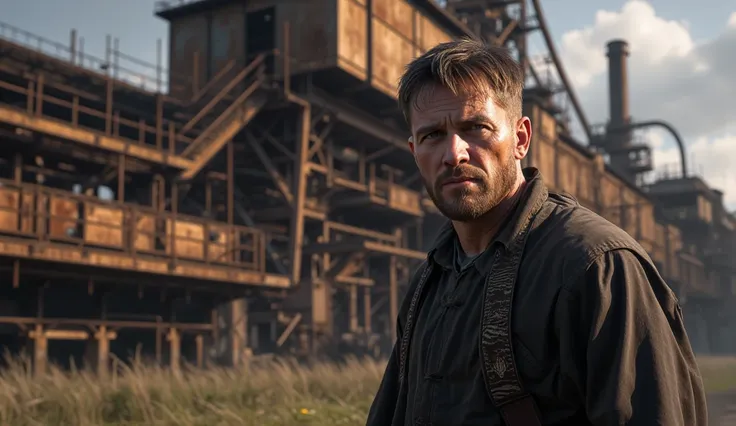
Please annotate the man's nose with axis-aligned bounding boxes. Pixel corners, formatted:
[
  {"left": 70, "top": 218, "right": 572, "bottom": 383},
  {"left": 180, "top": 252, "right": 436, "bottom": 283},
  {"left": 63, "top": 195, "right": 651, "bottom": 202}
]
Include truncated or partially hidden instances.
[{"left": 442, "top": 134, "right": 470, "bottom": 167}]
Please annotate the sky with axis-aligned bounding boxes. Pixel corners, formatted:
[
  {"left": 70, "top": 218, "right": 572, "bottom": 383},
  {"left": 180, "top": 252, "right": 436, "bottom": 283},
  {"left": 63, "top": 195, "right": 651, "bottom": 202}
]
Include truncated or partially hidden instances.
[{"left": 2, "top": 0, "right": 735, "bottom": 208}]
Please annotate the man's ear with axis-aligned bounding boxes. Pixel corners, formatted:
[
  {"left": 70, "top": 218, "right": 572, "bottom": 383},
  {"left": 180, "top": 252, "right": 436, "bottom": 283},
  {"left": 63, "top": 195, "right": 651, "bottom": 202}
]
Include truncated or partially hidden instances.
[{"left": 514, "top": 116, "right": 532, "bottom": 160}]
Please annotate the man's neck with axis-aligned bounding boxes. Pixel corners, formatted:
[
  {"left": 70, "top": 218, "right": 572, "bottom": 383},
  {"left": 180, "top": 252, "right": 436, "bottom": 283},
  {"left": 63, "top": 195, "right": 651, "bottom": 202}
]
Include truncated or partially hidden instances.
[{"left": 453, "top": 175, "right": 527, "bottom": 256}]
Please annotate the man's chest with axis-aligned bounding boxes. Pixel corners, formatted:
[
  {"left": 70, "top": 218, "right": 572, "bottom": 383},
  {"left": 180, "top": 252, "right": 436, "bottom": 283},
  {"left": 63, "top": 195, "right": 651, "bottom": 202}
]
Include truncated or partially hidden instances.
[{"left": 409, "top": 266, "right": 561, "bottom": 384}]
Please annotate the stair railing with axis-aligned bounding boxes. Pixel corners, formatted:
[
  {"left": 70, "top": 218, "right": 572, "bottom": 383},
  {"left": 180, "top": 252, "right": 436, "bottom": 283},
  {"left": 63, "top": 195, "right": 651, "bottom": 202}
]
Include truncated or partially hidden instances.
[
  {"left": 180, "top": 74, "right": 264, "bottom": 159},
  {"left": 177, "top": 52, "right": 269, "bottom": 139},
  {"left": 188, "top": 60, "right": 236, "bottom": 105}
]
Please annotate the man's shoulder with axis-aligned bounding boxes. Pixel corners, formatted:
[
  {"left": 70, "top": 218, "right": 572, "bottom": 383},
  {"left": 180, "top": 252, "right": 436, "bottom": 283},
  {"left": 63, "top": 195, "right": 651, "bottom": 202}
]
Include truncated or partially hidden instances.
[{"left": 530, "top": 191, "right": 650, "bottom": 276}]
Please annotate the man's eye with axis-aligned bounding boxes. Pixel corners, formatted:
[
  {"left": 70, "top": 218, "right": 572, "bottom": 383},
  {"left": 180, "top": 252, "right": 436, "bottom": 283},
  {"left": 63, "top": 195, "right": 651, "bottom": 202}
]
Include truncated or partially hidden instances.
[{"left": 421, "top": 131, "right": 442, "bottom": 141}]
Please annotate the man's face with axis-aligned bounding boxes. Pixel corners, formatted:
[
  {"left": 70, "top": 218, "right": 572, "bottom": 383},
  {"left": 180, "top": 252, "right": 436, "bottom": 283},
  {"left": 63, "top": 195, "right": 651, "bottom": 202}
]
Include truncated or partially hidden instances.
[{"left": 408, "top": 84, "right": 531, "bottom": 222}]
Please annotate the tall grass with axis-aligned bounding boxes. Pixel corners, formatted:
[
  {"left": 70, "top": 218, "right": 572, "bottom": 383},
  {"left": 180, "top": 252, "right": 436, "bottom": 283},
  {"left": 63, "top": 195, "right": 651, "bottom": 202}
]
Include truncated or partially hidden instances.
[
  {"left": 0, "top": 355, "right": 733, "bottom": 425},
  {"left": 0, "top": 355, "right": 385, "bottom": 426}
]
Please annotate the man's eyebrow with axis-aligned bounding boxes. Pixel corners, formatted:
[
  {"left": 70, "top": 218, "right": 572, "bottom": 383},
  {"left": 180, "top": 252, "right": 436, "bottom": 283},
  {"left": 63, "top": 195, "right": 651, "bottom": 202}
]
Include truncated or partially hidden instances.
[
  {"left": 414, "top": 115, "right": 495, "bottom": 137},
  {"left": 415, "top": 123, "right": 442, "bottom": 136},
  {"left": 459, "top": 114, "right": 494, "bottom": 126}
]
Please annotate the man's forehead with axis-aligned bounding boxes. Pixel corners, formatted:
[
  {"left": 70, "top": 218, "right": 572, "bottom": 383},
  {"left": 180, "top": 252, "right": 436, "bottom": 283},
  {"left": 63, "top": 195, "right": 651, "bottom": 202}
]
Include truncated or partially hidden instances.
[
  {"left": 411, "top": 85, "right": 495, "bottom": 126},
  {"left": 414, "top": 84, "right": 489, "bottom": 110}
]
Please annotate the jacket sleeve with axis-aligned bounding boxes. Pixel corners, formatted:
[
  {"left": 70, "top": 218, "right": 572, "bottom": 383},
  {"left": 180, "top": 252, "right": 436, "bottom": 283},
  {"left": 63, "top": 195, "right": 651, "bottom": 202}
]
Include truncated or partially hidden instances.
[
  {"left": 365, "top": 325, "right": 402, "bottom": 426},
  {"left": 366, "top": 260, "right": 429, "bottom": 426},
  {"left": 557, "top": 248, "right": 708, "bottom": 426}
]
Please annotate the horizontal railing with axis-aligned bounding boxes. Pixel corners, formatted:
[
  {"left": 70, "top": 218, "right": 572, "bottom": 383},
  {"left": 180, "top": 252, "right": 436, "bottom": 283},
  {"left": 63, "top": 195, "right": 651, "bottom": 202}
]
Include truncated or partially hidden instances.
[
  {"left": 0, "top": 20, "right": 176, "bottom": 94},
  {"left": 178, "top": 52, "right": 269, "bottom": 143},
  {"left": 0, "top": 44, "right": 277, "bottom": 159},
  {"left": 0, "top": 179, "right": 267, "bottom": 273},
  {"left": 0, "top": 70, "right": 197, "bottom": 155}
]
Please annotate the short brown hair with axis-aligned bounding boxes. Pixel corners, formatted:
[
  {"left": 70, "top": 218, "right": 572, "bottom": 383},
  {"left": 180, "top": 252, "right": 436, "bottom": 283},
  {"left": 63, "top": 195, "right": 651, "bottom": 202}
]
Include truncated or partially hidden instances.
[{"left": 397, "top": 38, "right": 525, "bottom": 125}]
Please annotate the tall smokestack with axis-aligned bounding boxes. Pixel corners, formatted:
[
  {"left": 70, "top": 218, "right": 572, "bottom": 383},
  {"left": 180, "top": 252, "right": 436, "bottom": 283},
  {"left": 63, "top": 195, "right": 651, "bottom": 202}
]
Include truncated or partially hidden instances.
[{"left": 606, "top": 39, "right": 631, "bottom": 147}]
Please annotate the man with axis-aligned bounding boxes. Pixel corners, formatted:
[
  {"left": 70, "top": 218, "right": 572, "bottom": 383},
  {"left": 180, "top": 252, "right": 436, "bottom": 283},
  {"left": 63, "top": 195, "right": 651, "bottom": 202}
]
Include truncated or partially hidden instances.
[{"left": 366, "top": 39, "right": 707, "bottom": 426}]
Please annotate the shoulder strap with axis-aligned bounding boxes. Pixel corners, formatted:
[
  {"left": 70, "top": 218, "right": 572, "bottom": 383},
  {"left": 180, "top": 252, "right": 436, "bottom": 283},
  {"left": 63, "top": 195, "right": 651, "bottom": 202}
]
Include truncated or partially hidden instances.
[{"left": 479, "top": 201, "right": 554, "bottom": 426}]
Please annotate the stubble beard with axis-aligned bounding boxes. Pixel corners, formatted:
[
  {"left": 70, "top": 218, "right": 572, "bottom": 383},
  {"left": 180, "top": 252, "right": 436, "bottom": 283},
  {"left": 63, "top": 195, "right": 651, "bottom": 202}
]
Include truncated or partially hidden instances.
[{"left": 424, "top": 155, "right": 517, "bottom": 222}]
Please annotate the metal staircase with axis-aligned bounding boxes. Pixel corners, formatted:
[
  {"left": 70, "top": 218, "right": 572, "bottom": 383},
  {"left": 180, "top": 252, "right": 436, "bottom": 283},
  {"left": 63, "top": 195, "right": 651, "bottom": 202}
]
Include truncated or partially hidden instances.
[{"left": 176, "top": 53, "right": 271, "bottom": 180}]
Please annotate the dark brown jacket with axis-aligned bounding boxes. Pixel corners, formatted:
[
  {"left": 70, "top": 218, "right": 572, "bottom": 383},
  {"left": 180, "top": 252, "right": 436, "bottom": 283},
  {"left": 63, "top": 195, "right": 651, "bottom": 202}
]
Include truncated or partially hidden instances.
[{"left": 367, "top": 168, "right": 707, "bottom": 426}]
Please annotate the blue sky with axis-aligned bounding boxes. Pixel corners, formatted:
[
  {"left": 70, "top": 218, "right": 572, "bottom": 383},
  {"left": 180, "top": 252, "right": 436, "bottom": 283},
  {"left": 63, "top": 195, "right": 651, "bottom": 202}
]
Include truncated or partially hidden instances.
[{"left": 3, "top": 0, "right": 735, "bottom": 207}]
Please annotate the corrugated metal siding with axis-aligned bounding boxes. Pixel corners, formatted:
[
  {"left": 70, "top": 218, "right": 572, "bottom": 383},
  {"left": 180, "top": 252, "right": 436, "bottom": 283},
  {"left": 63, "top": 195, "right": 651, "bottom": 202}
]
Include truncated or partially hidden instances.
[
  {"left": 337, "top": 0, "right": 368, "bottom": 80},
  {"left": 371, "top": 17, "right": 414, "bottom": 97},
  {"left": 210, "top": 3, "right": 246, "bottom": 76},
  {"left": 169, "top": 14, "right": 209, "bottom": 99},
  {"left": 282, "top": 0, "right": 337, "bottom": 76}
]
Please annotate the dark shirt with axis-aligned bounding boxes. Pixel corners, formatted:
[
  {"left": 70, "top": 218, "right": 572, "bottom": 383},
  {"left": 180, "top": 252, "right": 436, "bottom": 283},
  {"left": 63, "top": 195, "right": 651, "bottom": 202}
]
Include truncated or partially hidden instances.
[{"left": 367, "top": 168, "right": 707, "bottom": 426}]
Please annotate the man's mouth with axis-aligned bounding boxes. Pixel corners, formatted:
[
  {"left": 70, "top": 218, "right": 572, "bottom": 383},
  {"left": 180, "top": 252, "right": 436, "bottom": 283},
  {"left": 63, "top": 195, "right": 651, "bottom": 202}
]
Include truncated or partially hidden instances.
[{"left": 442, "top": 177, "right": 477, "bottom": 186}]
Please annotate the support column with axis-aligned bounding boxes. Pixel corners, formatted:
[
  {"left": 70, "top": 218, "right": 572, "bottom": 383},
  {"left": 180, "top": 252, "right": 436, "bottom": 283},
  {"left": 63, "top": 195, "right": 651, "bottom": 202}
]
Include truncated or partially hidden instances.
[
  {"left": 195, "top": 334, "right": 204, "bottom": 368},
  {"left": 93, "top": 326, "right": 115, "bottom": 378},
  {"left": 349, "top": 285, "right": 359, "bottom": 332},
  {"left": 210, "top": 307, "right": 219, "bottom": 365},
  {"left": 33, "top": 286, "right": 46, "bottom": 377},
  {"left": 229, "top": 298, "right": 248, "bottom": 367},
  {"left": 311, "top": 227, "right": 334, "bottom": 352},
  {"left": 29, "top": 324, "right": 47, "bottom": 378},
  {"left": 363, "top": 286, "right": 372, "bottom": 333},
  {"left": 167, "top": 328, "right": 180, "bottom": 374},
  {"left": 389, "top": 255, "right": 398, "bottom": 341},
  {"left": 289, "top": 105, "right": 311, "bottom": 285},
  {"left": 117, "top": 154, "right": 125, "bottom": 202}
]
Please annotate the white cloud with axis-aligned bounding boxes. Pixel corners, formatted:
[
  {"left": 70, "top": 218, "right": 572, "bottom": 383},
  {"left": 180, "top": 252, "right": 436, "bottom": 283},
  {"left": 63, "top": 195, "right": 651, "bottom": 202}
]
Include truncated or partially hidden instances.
[{"left": 552, "top": 0, "right": 736, "bottom": 207}]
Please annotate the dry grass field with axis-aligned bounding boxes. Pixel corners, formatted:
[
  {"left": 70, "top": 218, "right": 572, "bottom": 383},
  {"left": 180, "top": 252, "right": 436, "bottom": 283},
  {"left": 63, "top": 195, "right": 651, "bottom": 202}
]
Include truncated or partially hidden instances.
[{"left": 0, "top": 355, "right": 735, "bottom": 426}]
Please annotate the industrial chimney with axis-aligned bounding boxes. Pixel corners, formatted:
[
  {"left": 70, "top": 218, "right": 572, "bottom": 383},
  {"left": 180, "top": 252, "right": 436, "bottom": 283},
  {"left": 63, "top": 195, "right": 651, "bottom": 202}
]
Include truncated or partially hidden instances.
[{"left": 606, "top": 39, "right": 632, "bottom": 148}]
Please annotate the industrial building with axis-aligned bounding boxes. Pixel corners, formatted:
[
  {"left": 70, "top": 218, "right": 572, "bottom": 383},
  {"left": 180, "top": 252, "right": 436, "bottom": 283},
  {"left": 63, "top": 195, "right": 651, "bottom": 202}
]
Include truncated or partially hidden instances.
[{"left": 0, "top": 0, "right": 732, "bottom": 375}]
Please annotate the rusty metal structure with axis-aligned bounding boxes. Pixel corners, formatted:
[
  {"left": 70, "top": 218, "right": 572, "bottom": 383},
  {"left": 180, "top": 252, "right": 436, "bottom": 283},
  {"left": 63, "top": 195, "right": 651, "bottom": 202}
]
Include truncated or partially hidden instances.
[{"left": 0, "top": 0, "right": 733, "bottom": 375}]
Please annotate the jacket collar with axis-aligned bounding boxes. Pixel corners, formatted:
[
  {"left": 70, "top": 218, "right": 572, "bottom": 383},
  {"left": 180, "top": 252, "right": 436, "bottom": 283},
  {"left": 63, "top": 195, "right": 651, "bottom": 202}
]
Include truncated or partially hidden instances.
[{"left": 427, "top": 167, "right": 549, "bottom": 274}]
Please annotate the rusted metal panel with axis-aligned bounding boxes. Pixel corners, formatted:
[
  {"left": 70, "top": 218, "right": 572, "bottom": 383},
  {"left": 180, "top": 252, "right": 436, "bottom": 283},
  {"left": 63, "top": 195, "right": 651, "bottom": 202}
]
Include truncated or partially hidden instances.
[
  {"left": 210, "top": 3, "right": 246, "bottom": 76},
  {"left": 207, "top": 224, "right": 233, "bottom": 264},
  {"left": 418, "top": 15, "right": 452, "bottom": 52},
  {"left": 372, "top": 0, "right": 414, "bottom": 41},
  {"left": 600, "top": 177, "right": 621, "bottom": 225},
  {"left": 49, "top": 196, "right": 78, "bottom": 240},
  {"left": 337, "top": 0, "right": 368, "bottom": 80},
  {"left": 371, "top": 17, "right": 415, "bottom": 97},
  {"left": 0, "top": 187, "right": 19, "bottom": 233},
  {"left": 667, "top": 232, "right": 683, "bottom": 281},
  {"left": 639, "top": 203, "right": 656, "bottom": 243},
  {"left": 538, "top": 109, "right": 557, "bottom": 141},
  {"left": 20, "top": 193, "right": 33, "bottom": 233},
  {"left": 655, "top": 223, "right": 666, "bottom": 249},
  {"left": 0, "top": 237, "right": 284, "bottom": 287},
  {"left": 535, "top": 140, "right": 556, "bottom": 185},
  {"left": 556, "top": 146, "right": 578, "bottom": 196},
  {"left": 134, "top": 213, "right": 156, "bottom": 252},
  {"left": 388, "top": 185, "right": 422, "bottom": 216},
  {"left": 621, "top": 189, "right": 638, "bottom": 237},
  {"left": 312, "top": 280, "right": 331, "bottom": 327},
  {"left": 169, "top": 14, "right": 209, "bottom": 99},
  {"left": 166, "top": 219, "right": 205, "bottom": 260},
  {"left": 577, "top": 161, "right": 595, "bottom": 206},
  {"left": 284, "top": 1, "right": 337, "bottom": 75},
  {"left": 652, "top": 223, "right": 666, "bottom": 266},
  {"left": 83, "top": 203, "right": 124, "bottom": 248}
]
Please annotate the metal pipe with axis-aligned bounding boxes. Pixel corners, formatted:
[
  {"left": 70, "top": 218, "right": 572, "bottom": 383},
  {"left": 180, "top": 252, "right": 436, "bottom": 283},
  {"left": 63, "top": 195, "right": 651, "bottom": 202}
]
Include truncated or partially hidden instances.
[
  {"left": 610, "top": 120, "right": 688, "bottom": 179},
  {"left": 530, "top": 0, "right": 593, "bottom": 142},
  {"left": 69, "top": 29, "right": 77, "bottom": 64},
  {"left": 607, "top": 40, "right": 630, "bottom": 131}
]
